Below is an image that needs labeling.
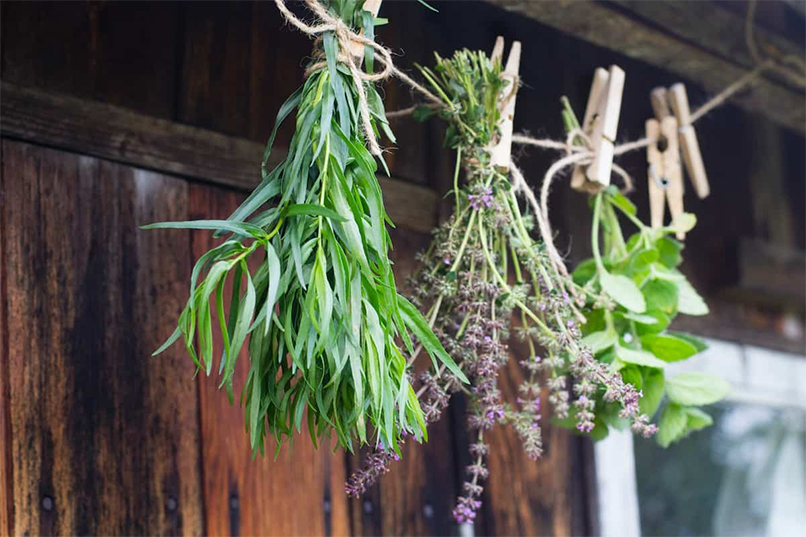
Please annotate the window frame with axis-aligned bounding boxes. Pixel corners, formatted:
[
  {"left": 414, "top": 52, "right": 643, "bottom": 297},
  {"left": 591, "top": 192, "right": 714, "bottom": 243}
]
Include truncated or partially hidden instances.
[{"left": 594, "top": 338, "right": 806, "bottom": 537}]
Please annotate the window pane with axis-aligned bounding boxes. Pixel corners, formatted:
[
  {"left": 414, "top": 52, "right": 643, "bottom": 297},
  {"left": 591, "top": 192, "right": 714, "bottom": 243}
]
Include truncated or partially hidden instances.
[{"left": 634, "top": 402, "right": 806, "bottom": 537}]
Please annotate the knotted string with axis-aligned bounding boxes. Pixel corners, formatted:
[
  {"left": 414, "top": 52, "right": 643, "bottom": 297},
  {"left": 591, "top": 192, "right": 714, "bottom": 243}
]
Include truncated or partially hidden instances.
[{"left": 275, "top": 0, "right": 442, "bottom": 156}]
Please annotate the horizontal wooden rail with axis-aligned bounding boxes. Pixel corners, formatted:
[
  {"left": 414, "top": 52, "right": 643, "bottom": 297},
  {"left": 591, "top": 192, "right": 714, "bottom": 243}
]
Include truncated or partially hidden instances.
[
  {"left": 0, "top": 82, "right": 439, "bottom": 233},
  {"left": 485, "top": 0, "right": 805, "bottom": 134}
]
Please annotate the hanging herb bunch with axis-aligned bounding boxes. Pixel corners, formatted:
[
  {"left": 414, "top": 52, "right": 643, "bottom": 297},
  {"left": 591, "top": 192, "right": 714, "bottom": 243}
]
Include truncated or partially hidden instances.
[
  {"left": 144, "top": 0, "right": 463, "bottom": 456},
  {"left": 348, "top": 49, "right": 655, "bottom": 524},
  {"left": 558, "top": 102, "right": 730, "bottom": 447},
  {"left": 348, "top": 48, "right": 728, "bottom": 524}
]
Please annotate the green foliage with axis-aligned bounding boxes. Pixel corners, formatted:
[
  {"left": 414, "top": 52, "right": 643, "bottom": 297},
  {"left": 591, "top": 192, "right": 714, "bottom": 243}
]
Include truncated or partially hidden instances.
[
  {"left": 145, "top": 1, "right": 459, "bottom": 455},
  {"left": 564, "top": 185, "right": 727, "bottom": 446}
]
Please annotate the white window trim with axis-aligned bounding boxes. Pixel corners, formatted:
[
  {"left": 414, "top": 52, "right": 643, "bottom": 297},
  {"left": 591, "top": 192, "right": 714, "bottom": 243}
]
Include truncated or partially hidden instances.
[{"left": 595, "top": 338, "right": 806, "bottom": 537}]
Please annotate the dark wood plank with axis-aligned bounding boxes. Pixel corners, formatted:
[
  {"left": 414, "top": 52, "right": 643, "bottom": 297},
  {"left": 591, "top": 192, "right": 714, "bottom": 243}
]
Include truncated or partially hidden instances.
[
  {"left": 1, "top": 82, "right": 272, "bottom": 191},
  {"left": 178, "top": 2, "right": 254, "bottom": 136},
  {"left": 478, "top": 346, "right": 579, "bottom": 537},
  {"left": 0, "top": 82, "right": 440, "bottom": 234},
  {"left": 189, "top": 183, "right": 351, "bottom": 537},
  {"left": 380, "top": 229, "right": 460, "bottom": 537},
  {"left": 0, "top": 1, "right": 180, "bottom": 119},
  {"left": 484, "top": 0, "right": 805, "bottom": 133},
  {"left": 0, "top": 139, "right": 13, "bottom": 537},
  {"left": 611, "top": 0, "right": 804, "bottom": 89},
  {"left": 1, "top": 140, "right": 203, "bottom": 535}
]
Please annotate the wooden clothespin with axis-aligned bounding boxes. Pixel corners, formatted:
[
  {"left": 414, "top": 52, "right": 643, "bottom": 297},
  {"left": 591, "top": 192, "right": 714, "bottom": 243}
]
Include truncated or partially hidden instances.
[
  {"left": 571, "top": 68, "right": 609, "bottom": 192},
  {"left": 570, "top": 65, "right": 626, "bottom": 191},
  {"left": 646, "top": 114, "right": 684, "bottom": 240},
  {"left": 348, "top": 0, "right": 383, "bottom": 57},
  {"left": 668, "top": 83, "right": 710, "bottom": 199},
  {"left": 490, "top": 36, "right": 522, "bottom": 171}
]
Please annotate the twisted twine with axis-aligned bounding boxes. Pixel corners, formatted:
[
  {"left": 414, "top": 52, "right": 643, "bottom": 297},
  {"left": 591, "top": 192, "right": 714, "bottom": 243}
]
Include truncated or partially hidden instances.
[{"left": 275, "top": 0, "right": 442, "bottom": 156}]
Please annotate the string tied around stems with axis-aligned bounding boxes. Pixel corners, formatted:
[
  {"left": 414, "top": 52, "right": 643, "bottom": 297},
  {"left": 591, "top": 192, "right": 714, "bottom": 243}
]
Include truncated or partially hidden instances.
[{"left": 275, "top": 0, "right": 443, "bottom": 156}]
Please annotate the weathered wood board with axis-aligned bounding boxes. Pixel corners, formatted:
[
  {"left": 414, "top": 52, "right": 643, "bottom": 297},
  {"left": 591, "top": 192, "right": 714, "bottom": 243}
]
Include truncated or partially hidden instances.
[
  {"left": 1, "top": 141, "right": 203, "bottom": 536},
  {"left": 189, "top": 183, "right": 351, "bottom": 537}
]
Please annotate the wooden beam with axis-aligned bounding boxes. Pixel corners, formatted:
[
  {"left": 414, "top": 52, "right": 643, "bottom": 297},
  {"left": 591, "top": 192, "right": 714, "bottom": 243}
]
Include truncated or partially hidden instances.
[
  {"left": 484, "top": 0, "right": 805, "bottom": 134},
  {"left": 611, "top": 0, "right": 804, "bottom": 87},
  {"left": 0, "top": 82, "right": 439, "bottom": 233}
]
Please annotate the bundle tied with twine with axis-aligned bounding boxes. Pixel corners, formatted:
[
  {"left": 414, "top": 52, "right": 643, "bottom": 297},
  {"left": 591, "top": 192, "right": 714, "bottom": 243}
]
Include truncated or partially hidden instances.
[{"left": 274, "top": 0, "right": 442, "bottom": 156}]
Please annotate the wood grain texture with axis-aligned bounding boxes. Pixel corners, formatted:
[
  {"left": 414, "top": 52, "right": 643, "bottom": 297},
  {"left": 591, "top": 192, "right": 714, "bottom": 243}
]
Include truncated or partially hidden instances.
[
  {"left": 479, "top": 344, "right": 578, "bottom": 537},
  {"left": 189, "top": 183, "right": 351, "bottom": 537},
  {"left": 0, "top": 83, "right": 440, "bottom": 234},
  {"left": 611, "top": 0, "right": 804, "bottom": 88},
  {"left": 484, "top": 0, "right": 805, "bottom": 133},
  {"left": 0, "top": 139, "right": 12, "bottom": 537},
  {"left": 354, "top": 228, "right": 460, "bottom": 537},
  {"left": 1, "top": 140, "right": 203, "bottom": 535},
  {"left": 0, "top": 1, "right": 180, "bottom": 119}
]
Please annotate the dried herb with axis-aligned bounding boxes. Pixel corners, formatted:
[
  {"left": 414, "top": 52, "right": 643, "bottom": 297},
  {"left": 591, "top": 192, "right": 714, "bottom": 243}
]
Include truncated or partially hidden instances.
[
  {"left": 348, "top": 50, "right": 652, "bottom": 522},
  {"left": 144, "top": 0, "right": 462, "bottom": 456}
]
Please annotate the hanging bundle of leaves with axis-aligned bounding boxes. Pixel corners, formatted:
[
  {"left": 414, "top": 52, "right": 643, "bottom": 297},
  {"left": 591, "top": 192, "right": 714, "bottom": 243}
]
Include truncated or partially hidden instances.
[
  {"left": 347, "top": 48, "right": 726, "bottom": 524},
  {"left": 144, "top": 0, "right": 462, "bottom": 456},
  {"left": 557, "top": 96, "right": 729, "bottom": 445}
]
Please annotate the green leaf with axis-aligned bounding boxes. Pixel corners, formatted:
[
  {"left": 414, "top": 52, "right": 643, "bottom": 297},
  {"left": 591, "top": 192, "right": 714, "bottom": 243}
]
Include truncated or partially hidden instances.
[
  {"left": 641, "top": 279, "right": 678, "bottom": 315},
  {"left": 152, "top": 325, "right": 182, "bottom": 356},
  {"left": 667, "top": 372, "right": 730, "bottom": 406},
  {"left": 668, "top": 332, "right": 708, "bottom": 353},
  {"left": 684, "top": 407, "right": 713, "bottom": 430},
  {"left": 640, "top": 334, "right": 699, "bottom": 362},
  {"left": 640, "top": 369, "right": 665, "bottom": 418},
  {"left": 142, "top": 219, "right": 267, "bottom": 239},
  {"left": 669, "top": 213, "right": 697, "bottom": 234},
  {"left": 657, "top": 403, "right": 688, "bottom": 448},
  {"left": 621, "top": 312, "right": 659, "bottom": 325},
  {"left": 634, "top": 310, "right": 671, "bottom": 335},
  {"left": 608, "top": 189, "right": 637, "bottom": 215},
  {"left": 398, "top": 296, "right": 468, "bottom": 384},
  {"left": 600, "top": 271, "right": 646, "bottom": 313},
  {"left": 657, "top": 237, "right": 683, "bottom": 268},
  {"left": 615, "top": 344, "right": 667, "bottom": 369},
  {"left": 581, "top": 329, "right": 618, "bottom": 354},
  {"left": 676, "top": 280, "right": 709, "bottom": 316},
  {"left": 572, "top": 258, "right": 597, "bottom": 286},
  {"left": 283, "top": 203, "right": 348, "bottom": 222}
]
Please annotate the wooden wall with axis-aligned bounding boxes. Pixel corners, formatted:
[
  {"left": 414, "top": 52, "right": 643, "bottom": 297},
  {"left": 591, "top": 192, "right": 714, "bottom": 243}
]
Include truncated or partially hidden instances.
[{"left": 0, "top": 1, "right": 802, "bottom": 536}]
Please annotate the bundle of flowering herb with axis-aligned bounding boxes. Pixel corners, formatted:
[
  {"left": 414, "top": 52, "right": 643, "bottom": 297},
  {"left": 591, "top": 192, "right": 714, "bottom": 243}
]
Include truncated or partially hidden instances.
[
  {"left": 144, "top": 0, "right": 464, "bottom": 456},
  {"left": 347, "top": 49, "right": 659, "bottom": 523}
]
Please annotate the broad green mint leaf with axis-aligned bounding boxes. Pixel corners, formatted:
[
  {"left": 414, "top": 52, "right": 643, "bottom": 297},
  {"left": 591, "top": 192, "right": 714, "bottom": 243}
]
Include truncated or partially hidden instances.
[
  {"left": 572, "top": 258, "right": 598, "bottom": 286},
  {"left": 684, "top": 407, "right": 713, "bottom": 431},
  {"left": 670, "top": 213, "right": 697, "bottom": 234},
  {"left": 581, "top": 329, "right": 618, "bottom": 354},
  {"left": 668, "top": 332, "right": 708, "bottom": 353},
  {"left": 657, "top": 237, "right": 683, "bottom": 268},
  {"left": 667, "top": 372, "right": 730, "bottom": 406},
  {"left": 621, "top": 312, "right": 660, "bottom": 325},
  {"left": 641, "top": 279, "right": 678, "bottom": 315},
  {"left": 640, "top": 369, "right": 665, "bottom": 418},
  {"left": 615, "top": 344, "right": 667, "bottom": 369},
  {"left": 657, "top": 403, "right": 687, "bottom": 448},
  {"left": 600, "top": 272, "right": 646, "bottom": 313},
  {"left": 677, "top": 280, "right": 709, "bottom": 316},
  {"left": 640, "top": 334, "right": 699, "bottom": 362}
]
